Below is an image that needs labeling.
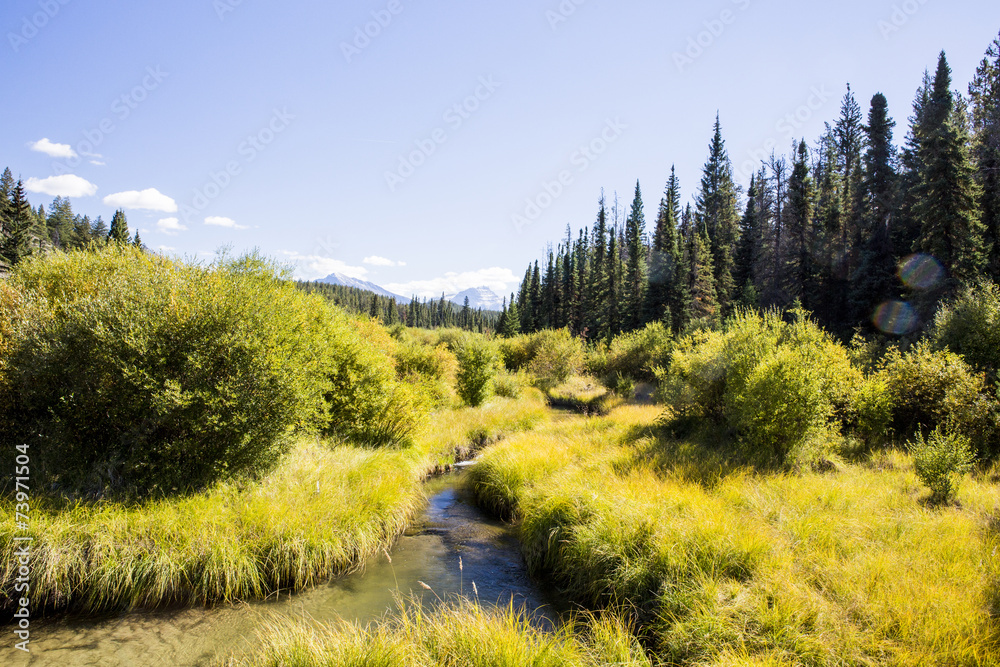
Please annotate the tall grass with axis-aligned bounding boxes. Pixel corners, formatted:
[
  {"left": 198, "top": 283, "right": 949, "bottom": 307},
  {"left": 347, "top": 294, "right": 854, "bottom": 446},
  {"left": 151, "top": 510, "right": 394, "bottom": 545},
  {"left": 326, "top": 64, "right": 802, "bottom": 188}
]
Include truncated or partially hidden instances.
[
  {"left": 218, "top": 599, "right": 652, "bottom": 667},
  {"left": 470, "top": 403, "right": 1000, "bottom": 665},
  {"left": 0, "top": 392, "right": 548, "bottom": 617}
]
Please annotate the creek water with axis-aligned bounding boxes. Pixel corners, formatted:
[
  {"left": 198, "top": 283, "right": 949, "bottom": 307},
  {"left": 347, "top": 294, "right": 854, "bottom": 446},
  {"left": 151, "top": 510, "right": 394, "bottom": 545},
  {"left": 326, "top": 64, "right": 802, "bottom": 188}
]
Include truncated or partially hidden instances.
[{"left": 12, "top": 465, "right": 563, "bottom": 666}]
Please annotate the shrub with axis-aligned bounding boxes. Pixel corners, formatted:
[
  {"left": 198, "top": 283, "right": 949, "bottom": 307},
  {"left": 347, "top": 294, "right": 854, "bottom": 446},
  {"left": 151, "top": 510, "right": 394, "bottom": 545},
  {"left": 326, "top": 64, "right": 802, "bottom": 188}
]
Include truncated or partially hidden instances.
[
  {"left": 492, "top": 370, "right": 524, "bottom": 399},
  {"left": 527, "top": 329, "right": 585, "bottom": 391},
  {"left": 455, "top": 336, "right": 500, "bottom": 407},
  {"left": 589, "top": 322, "right": 674, "bottom": 385},
  {"left": 394, "top": 341, "right": 458, "bottom": 407},
  {"left": 847, "top": 376, "right": 897, "bottom": 447},
  {"left": 727, "top": 346, "right": 833, "bottom": 465},
  {"left": 930, "top": 282, "right": 1000, "bottom": 382},
  {"left": 498, "top": 334, "right": 535, "bottom": 373},
  {"left": 879, "top": 342, "right": 998, "bottom": 457},
  {"left": 0, "top": 248, "right": 336, "bottom": 497},
  {"left": 911, "top": 427, "right": 975, "bottom": 503},
  {"left": 661, "top": 310, "right": 861, "bottom": 465},
  {"left": 319, "top": 319, "right": 429, "bottom": 448}
]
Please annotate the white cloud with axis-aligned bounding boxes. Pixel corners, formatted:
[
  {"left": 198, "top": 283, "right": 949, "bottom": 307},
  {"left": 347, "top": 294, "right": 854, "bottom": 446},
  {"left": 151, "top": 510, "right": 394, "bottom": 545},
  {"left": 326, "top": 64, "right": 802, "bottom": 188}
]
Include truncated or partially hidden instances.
[
  {"left": 103, "top": 188, "right": 177, "bottom": 212},
  {"left": 90, "top": 160, "right": 106, "bottom": 166},
  {"left": 384, "top": 267, "right": 517, "bottom": 300},
  {"left": 363, "top": 255, "right": 407, "bottom": 267},
  {"left": 29, "top": 138, "right": 77, "bottom": 159},
  {"left": 282, "top": 251, "right": 369, "bottom": 281},
  {"left": 204, "top": 216, "right": 248, "bottom": 230},
  {"left": 156, "top": 217, "right": 188, "bottom": 235},
  {"left": 24, "top": 174, "right": 98, "bottom": 198}
]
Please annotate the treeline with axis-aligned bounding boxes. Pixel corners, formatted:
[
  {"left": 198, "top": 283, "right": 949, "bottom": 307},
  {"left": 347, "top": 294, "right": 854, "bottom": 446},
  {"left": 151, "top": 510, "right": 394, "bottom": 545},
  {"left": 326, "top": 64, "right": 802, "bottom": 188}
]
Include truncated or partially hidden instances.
[
  {"left": 299, "top": 281, "right": 499, "bottom": 333},
  {"left": 0, "top": 169, "right": 141, "bottom": 270},
  {"left": 502, "top": 36, "right": 1000, "bottom": 341}
]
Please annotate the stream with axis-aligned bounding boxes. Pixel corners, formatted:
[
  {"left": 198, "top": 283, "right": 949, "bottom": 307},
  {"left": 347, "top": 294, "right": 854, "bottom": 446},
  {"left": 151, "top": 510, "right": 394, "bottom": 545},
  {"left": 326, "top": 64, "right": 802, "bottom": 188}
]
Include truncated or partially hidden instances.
[{"left": 12, "top": 465, "right": 563, "bottom": 666}]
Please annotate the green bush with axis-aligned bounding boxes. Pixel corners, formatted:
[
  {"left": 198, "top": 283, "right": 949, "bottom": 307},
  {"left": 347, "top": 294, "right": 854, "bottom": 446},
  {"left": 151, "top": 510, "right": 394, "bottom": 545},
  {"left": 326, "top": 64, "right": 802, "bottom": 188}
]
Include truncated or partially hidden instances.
[
  {"left": 498, "top": 334, "right": 536, "bottom": 373},
  {"left": 319, "top": 317, "right": 429, "bottom": 448},
  {"left": 930, "top": 282, "right": 1000, "bottom": 382},
  {"left": 0, "top": 248, "right": 336, "bottom": 497},
  {"left": 911, "top": 427, "right": 975, "bottom": 503},
  {"left": 492, "top": 370, "right": 524, "bottom": 399},
  {"left": 527, "top": 329, "right": 585, "bottom": 391},
  {"left": 847, "top": 376, "right": 897, "bottom": 447},
  {"left": 879, "top": 342, "right": 998, "bottom": 457},
  {"left": 394, "top": 340, "right": 458, "bottom": 407},
  {"left": 589, "top": 322, "right": 674, "bottom": 385},
  {"left": 661, "top": 310, "right": 860, "bottom": 465},
  {"left": 456, "top": 336, "right": 500, "bottom": 407}
]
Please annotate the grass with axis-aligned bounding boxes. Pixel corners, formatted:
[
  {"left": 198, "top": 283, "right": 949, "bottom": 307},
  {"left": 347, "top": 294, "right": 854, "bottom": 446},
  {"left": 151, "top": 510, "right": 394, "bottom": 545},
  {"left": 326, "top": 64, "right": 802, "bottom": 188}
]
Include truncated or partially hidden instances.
[
  {"left": 217, "top": 599, "right": 652, "bottom": 667},
  {"left": 544, "top": 376, "right": 622, "bottom": 416},
  {"left": 469, "top": 403, "right": 1000, "bottom": 665},
  {"left": 0, "top": 392, "right": 548, "bottom": 617}
]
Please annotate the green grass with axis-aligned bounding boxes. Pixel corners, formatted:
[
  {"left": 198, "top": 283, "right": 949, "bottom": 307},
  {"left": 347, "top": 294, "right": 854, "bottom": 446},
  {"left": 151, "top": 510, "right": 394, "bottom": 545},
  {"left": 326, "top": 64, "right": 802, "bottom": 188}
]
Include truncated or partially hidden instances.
[
  {"left": 218, "top": 599, "right": 652, "bottom": 667},
  {"left": 469, "top": 403, "right": 1000, "bottom": 665},
  {"left": 0, "top": 392, "right": 548, "bottom": 617}
]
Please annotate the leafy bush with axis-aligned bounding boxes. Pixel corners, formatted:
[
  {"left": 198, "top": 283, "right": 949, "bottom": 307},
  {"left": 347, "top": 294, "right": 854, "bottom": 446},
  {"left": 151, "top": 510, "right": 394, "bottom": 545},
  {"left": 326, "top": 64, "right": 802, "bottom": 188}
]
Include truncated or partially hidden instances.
[
  {"left": 492, "top": 370, "right": 524, "bottom": 399},
  {"left": 588, "top": 322, "right": 674, "bottom": 385},
  {"left": 930, "top": 282, "right": 1000, "bottom": 382},
  {"left": 394, "top": 340, "right": 458, "bottom": 407},
  {"left": 0, "top": 248, "right": 336, "bottom": 497},
  {"left": 911, "top": 427, "right": 975, "bottom": 503},
  {"left": 498, "top": 334, "right": 536, "bottom": 373},
  {"left": 319, "top": 318, "right": 429, "bottom": 448},
  {"left": 847, "top": 376, "right": 897, "bottom": 447},
  {"left": 527, "top": 329, "right": 585, "bottom": 391},
  {"left": 879, "top": 342, "right": 998, "bottom": 457},
  {"left": 456, "top": 336, "right": 500, "bottom": 407},
  {"left": 0, "top": 247, "right": 426, "bottom": 498},
  {"left": 661, "top": 310, "right": 861, "bottom": 465}
]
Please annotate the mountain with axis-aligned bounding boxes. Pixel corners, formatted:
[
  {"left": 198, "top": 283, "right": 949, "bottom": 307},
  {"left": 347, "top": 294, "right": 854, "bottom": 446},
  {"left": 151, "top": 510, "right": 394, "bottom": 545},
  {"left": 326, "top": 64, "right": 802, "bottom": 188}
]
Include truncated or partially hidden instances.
[
  {"left": 448, "top": 286, "right": 504, "bottom": 311},
  {"left": 317, "top": 273, "right": 410, "bottom": 303}
]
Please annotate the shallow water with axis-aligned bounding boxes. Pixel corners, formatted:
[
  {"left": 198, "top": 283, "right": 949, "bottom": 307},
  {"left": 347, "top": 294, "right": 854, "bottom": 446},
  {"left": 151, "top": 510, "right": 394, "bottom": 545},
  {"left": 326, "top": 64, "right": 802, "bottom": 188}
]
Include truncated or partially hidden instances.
[{"left": 11, "top": 467, "right": 561, "bottom": 666}]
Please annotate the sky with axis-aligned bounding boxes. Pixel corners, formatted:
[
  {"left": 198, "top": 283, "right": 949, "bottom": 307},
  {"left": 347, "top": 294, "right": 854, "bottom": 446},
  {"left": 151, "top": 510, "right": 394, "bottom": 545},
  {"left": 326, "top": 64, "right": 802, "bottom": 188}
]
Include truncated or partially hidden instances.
[{"left": 2, "top": 0, "right": 998, "bottom": 300}]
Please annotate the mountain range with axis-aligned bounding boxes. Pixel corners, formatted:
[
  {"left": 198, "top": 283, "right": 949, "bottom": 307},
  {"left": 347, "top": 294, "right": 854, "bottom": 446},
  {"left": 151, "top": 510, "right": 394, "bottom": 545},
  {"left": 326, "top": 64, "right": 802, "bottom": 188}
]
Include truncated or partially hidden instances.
[{"left": 317, "top": 273, "right": 504, "bottom": 311}]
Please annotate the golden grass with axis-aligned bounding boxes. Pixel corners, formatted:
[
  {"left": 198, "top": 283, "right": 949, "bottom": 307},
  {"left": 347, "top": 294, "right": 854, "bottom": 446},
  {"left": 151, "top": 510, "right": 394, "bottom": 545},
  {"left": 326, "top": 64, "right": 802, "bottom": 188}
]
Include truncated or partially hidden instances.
[
  {"left": 470, "top": 403, "right": 1000, "bottom": 665},
  {"left": 218, "top": 599, "right": 652, "bottom": 667},
  {"left": 0, "top": 392, "right": 548, "bottom": 616}
]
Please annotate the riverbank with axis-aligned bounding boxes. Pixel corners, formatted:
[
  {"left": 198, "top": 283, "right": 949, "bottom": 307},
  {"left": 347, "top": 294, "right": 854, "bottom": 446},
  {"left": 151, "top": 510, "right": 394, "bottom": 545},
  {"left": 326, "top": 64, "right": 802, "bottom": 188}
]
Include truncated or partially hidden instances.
[
  {"left": 0, "top": 392, "right": 547, "bottom": 618},
  {"left": 468, "top": 402, "right": 1000, "bottom": 665}
]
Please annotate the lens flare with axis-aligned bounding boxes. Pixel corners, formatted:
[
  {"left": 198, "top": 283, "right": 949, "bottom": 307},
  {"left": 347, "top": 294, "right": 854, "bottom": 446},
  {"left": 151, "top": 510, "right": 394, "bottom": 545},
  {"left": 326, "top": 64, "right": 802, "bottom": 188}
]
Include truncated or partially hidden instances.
[
  {"left": 873, "top": 300, "right": 918, "bottom": 335},
  {"left": 898, "top": 254, "right": 944, "bottom": 290}
]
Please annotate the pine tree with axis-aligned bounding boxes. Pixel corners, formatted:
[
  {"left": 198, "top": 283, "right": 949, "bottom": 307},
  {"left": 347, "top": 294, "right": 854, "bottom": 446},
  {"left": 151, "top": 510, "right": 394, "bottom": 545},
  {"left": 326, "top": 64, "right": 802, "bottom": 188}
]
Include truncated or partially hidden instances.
[
  {"left": 914, "top": 52, "right": 986, "bottom": 288},
  {"left": 132, "top": 230, "right": 143, "bottom": 249},
  {"left": 851, "top": 92, "right": 900, "bottom": 324},
  {"left": 623, "top": 180, "right": 647, "bottom": 329},
  {"left": 687, "top": 221, "right": 718, "bottom": 322},
  {"left": 647, "top": 167, "right": 689, "bottom": 329},
  {"left": 697, "top": 115, "right": 740, "bottom": 314},
  {"left": 834, "top": 84, "right": 866, "bottom": 274},
  {"left": 733, "top": 174, "right": 763, "bottom": 308},
  {"left": 897, "top": 72, "right": 932, "bottom": 255},
  {"left": 0, "top": 180, "right": 34, "bottom": 268},
  {"left": 588, "top": 194, "right": 609, "bottom": 340},
  {"left": 606, "top": 227, "right": 623, "bottom": 339},
  {"left": 783, "top": 140, "right": 817, "bottom": 308},
  {"left": 969, "top": 31, "right": 1000, "bottom": 279},
  {"left": 108, "top": 209, "right": 131, "bottom": 245},
  {"left": 501, "top": 294, "right": 521, "bottom": 337}
]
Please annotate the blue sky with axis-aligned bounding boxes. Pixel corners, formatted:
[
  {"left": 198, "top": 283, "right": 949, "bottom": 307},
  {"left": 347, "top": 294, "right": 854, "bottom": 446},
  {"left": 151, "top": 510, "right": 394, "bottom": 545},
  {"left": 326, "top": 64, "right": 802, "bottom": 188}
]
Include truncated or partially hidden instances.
[{"left": 2, "top": 0, "right": 997, "bottom": 299}]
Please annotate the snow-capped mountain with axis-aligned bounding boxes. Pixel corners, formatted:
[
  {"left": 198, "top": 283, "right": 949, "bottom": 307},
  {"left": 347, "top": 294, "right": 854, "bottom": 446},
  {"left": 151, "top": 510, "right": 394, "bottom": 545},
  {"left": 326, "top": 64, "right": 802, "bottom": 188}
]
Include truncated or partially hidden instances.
[
  {"left": 317, "top": 273, "right": 411, "bottom": 303},
  {"left": 448, "top": 286, "right": 504, "bottom": 312}
]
